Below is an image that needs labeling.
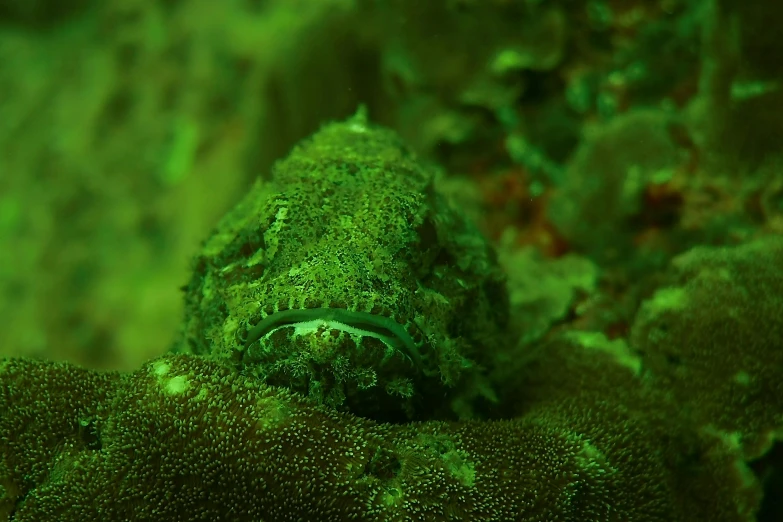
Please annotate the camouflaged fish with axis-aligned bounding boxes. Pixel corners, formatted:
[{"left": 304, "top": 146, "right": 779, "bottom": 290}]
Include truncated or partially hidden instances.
[{"left": 176, "top": 111, "right": 509, "bottom": 421}]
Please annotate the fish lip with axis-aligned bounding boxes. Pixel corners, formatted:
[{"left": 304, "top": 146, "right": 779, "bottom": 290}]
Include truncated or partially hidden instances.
[{"left": 244, "top": 307, "right": 422, "bottom": 367}]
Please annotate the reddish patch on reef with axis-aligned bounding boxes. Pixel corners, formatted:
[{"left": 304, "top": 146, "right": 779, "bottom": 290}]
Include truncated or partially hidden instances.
[{"left": 477, "top": 168, "right": 570, "bottom": 257}]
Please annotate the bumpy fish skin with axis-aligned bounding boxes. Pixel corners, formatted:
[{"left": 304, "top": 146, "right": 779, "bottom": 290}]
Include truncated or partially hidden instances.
[{"left": 177, "top": 112, "right": 509, "bottom": 421}]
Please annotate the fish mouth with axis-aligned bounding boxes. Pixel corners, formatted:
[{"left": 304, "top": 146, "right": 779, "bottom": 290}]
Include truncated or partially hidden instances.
[{"left": 244, "top": 308, "right": 422, "bottom": 367}]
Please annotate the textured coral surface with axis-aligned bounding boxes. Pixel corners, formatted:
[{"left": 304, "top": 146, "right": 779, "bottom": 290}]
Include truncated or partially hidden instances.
[
  {"left": 632, "top": 237, "right": 783, "bottom": 459},
  {"left": 0, "top": 354, "right": 760, "bottom": 521}
]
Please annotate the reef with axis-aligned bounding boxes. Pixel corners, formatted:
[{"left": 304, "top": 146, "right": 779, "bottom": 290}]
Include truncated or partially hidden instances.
[
  {"left": 0, "top": 351, "right": 760, "bottom": 521},
  {"left": 3, "top": 0, "right": 783, "bottom": 520},
  {"left": 1, "top": 116, "right": 778, "bottom": 521},
  {"left": 631, "top": 237, "right": 783, "bottom": 460}
]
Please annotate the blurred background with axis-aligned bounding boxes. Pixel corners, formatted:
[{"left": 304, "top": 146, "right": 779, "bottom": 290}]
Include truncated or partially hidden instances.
[{"left": 1, "top": 0, "right": 781, "bottom": 371}]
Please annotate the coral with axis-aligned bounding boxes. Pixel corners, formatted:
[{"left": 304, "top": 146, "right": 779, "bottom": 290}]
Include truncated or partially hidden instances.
[
  {"left": 2, "top": 2, "right": 782, "bottom": 518},
  {"left": 372, "top": 0, "right": 568, "bottom": 165},
  {"left": 495, "top": 331, "right": 761, "bottom": 521},
  {"left": 690, "top": 0, "right": 783, "bottom": 169},
  {"left": 497, "top": 244, "right": 598, "bottom": 347},
  {"left": 0, "top": 354, "right": 760, "bottom": 521},
  {"left": 0, "top": 358, "right": 118, "bottom": 519},
  {"left": 631, "top": 236, "right": 783, "bottom": 459},
  {"left": 176, "top": 113, "right": 509, "bottom": 421},
  {"left": 547, "top": 109, "right": 687, "bottom": 264}
]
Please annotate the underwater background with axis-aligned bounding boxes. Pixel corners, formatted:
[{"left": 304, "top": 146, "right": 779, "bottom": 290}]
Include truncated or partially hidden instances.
[{"left": 1, "top": 0, "right": 782, "bottom": 520}]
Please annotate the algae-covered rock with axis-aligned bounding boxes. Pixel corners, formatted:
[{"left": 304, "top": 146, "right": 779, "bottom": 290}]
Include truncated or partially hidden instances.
[{"left": 176, "top": 112, "right": 509, "bottom": 421}]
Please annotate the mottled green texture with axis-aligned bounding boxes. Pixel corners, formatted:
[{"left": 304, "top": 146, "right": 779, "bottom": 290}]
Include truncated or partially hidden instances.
[
  {"left": 0, "top": 0, "right": 91, "bottom": 26},
  {"left": 374, "top": 0, "right": 567, "bottom": 158},
  {"left": 0, "top": 0, "right": 368, "bottom": 369},
  {"left": 631, "top": 236, "right": 783, "bottom": 459},
  {"left": 500, "top": 333, "right": 761, "bottom": 522},
  {"left": 547, "top": 110, "right": 685, "bottom": 263},
  {"left": 177, "top": 113, "right": 509, "bottom": 420},
  {"left": 0, "top": 359, "right": 118, "bottom": 519},
  {"left": 498, "top": 244, "right": 598, "bottom": 347},
  {"left": 0, "top": 354, "right": 759, "bottom": 521}
]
